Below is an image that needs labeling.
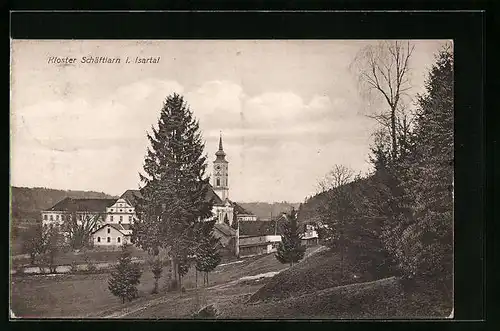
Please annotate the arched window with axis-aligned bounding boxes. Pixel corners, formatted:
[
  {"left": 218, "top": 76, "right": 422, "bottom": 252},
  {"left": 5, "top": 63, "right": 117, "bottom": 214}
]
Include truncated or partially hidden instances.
[
  {"left": 216, "top": 178, "right": 220, "bottom": 186},
  {"left": 44, "top": 214, "right": 48, "bottom": 220},
  {"left": 117, "top": 237, "right": 121, "bottom": 243},
  {"left": 97, "top": 237, "right": 101, "bottom": 243}
]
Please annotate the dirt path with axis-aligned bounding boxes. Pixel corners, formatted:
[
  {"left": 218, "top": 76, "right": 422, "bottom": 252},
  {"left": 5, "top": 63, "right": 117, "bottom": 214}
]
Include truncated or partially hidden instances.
[{"left": 102, "top": 246, "right": 326, "bottom": 319}]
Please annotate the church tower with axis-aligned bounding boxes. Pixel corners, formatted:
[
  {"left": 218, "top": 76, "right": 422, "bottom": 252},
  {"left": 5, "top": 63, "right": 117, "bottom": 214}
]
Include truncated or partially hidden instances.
[{"left": 213, "top": 133, "right": 229, "bottom": 201}]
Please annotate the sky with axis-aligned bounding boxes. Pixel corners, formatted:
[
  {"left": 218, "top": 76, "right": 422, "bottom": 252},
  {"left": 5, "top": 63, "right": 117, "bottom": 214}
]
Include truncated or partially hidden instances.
[{"left": 10, "top": 40, "right": 449, "bottom": 203}]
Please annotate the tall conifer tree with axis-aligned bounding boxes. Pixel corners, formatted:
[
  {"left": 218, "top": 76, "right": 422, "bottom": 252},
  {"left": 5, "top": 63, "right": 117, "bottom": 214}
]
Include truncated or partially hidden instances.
[
  {"left": 132, "top": 93, "right": 214, "bottom": 289},
  {"left": 275, "top": 208, "right": 305, "bottom": 267}
]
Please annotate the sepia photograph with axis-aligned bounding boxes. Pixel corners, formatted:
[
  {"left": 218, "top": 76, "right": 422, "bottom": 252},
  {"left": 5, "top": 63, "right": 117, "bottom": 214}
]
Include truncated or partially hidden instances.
[{"left": 10, "top": 39, "right": 454, "bottom": 319}]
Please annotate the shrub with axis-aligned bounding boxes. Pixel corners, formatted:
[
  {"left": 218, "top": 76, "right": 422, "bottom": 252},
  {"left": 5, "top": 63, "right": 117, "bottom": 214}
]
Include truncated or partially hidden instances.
[
  {"left": 70, "top": 260, "right": 79, "bottom": 273},
  {"left": 84, "top": 256, "right": 97, "bottom": 273}
]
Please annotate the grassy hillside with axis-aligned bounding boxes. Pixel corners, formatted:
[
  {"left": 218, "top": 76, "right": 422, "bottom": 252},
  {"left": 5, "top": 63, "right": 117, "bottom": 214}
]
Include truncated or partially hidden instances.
[
  {"left": 241, "top": 246, "right": 451, "bottom": 319},
  {"left": 11, "top": 186, "right": 117, "bottom": 222},
  {"left": 237, "top": 202, "right": 300, "bottom": 220},
  {"left": 249, "top": 247, "right": 394, "bottom": 303}
]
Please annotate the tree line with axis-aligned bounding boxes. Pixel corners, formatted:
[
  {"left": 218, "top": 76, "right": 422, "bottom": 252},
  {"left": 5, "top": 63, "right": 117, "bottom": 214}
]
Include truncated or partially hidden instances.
[{"left": 315, "top": 42, "right": 453, "bottom": 299}]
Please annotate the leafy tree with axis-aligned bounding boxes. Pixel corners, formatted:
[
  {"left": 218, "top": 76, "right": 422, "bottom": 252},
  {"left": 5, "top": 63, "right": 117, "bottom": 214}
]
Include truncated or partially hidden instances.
[
  {"left": 148, "top": 257, "right": 163, "bottom": 294},
  {"left": 40, "top": 225, "right": 65, "bottom": 273},
  {"left": 366, "top": 45, "right": 454, "bottom": 291},
  {"left": 108, "top": 244, "right": 142, "bottom": 303},
  {"left": 63, "top": 203, "right": 106, "bottom": 250},
  {"left": 316, "top": 165, "right": 360, "bottom": 279},
  {"left": 275, "top": 208, "right": 305, "bottom": 267},
  {"left": 351, "top": 40, "right": 415, "bottom": 159},
  {"left": 21, "top": 224, "right": 48, "bottom": 265},
  {"left": 195, "top": 220, "right": 221, "bottom": 286},
  {"left": 132, "top": 93, "right": 215, "bottom": 290}
]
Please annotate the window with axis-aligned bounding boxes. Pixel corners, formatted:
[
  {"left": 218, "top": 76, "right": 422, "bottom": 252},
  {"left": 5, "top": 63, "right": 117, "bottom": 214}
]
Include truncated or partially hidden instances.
[
  {"left": 61, "top": 215, "right": 65, "bottom": 221},
  {"left": 97, "top": 237, "right": 101, "bottom": 243},
  {"left": 50, "top": 215, "right": 53, "bottom": 221},
  {"left": 107, "top": 237, "right": 111, "bottom": 243},
  {"left": 44, "top": 214, "right": 47, "bottom": 220},
  {"left": 56, "top": 215, "right": 59, "bottom": 220},
  {"left": 120, "top": 209, "right": 123, "bottom": 212},
  {"left": 216, "top": 178, "right": 220, "bottom": 186},
  {"left": 117, "top": 237, "right": 121, "bottom": 243},
  {"left": 110, "top": 215, "right": 113, "bottom": 221},
  {"left": 110, "top": 209, "right": 114, "bottom": 212},
  {"left": 107, "top": 228, "right": 111, "bottom": 234},
  {"left": 129, "top": 216, "right": 132, "bottom": 222},
  {"left": 129, "top": 209, "right": 132, "bottom": 212},
  {"left": 79, "top": 215, "right": 83, "bottom": 221},
  {"left": 120, "top": 216, "right": 123, "bottom": 222}
]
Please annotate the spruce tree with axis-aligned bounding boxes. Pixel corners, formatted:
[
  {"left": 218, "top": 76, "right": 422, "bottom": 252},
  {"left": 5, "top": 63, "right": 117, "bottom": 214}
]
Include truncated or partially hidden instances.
[
  {"left": 275, "top": 208, "right": 305, "bottom": 267},
  {"left": 108, "top": 244, "right": 142, "bottom": 303},
  {"left": 195, "top": 220, "right": 221, "bottom": 286},
  {"left": 399, "top": 46, "right": 454, "bottom": 281},
  {"left": 132, "top": 93, "right": 214, "bottom": 289}
]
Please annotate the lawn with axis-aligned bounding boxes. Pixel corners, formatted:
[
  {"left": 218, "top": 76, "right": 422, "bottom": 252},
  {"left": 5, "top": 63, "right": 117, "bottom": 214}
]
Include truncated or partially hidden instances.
[{"left": 10, "top": 246, "right": 151, "bottom": 268}]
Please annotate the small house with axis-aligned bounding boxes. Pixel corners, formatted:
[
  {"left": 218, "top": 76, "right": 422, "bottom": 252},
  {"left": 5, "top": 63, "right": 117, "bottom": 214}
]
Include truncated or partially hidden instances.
[{"left": 92, "top": 224, "right": 130, "bottom": 247}]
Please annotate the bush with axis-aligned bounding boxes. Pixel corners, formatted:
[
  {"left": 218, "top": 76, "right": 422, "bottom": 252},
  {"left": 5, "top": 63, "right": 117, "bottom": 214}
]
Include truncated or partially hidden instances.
[
  {"left": 70, "top": 260, "right": 79, "bottom": 273},
  {"left": 84, "top": 256, "right": 97, "bottom": 273},
  {"left": 14, "top": 266, "right": 25, "bottom": 276}
]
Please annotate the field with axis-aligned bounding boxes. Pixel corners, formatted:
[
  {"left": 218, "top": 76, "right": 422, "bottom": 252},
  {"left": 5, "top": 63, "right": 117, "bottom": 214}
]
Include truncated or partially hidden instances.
[
  {"left": 10, "top": 245, "right": 451, "bottom": 319},
  {"left": 10, "top": 245, "right": 151, "bottom": 269},
  {"left": 10, "top": 247, "right": 321, "bottom": 318}
]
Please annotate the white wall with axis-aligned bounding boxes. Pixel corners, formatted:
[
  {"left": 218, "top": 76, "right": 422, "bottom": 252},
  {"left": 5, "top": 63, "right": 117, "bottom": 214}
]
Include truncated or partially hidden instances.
[{"left": 93, "top": 225, "right": 126, "bottom": 246}]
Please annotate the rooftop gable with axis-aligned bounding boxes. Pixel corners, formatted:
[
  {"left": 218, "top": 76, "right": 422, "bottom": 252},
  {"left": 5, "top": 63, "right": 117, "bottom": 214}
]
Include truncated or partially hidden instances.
[
  {"left": 239, "top": 220, "right": 286, "bottom": 237},
  {"left": 45, "top": 197, "right": 117, "bottom": 213}
]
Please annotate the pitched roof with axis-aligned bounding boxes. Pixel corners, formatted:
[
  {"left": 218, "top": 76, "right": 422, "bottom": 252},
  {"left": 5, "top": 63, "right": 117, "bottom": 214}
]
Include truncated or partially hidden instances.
[
  {"left": 121, "top": 185, "right": 224, "bottom": 207},
  {"left": 230, "top": 201, "right": 255, "bottom": 216},
  {"left": 117, "top": 223, "right": 132, "bottom": 231},
  {"left": 91, "top": 223, "right": 126, "bottom": 235},
  {"left": 120, "top": 189, "right": 143, "bottom": 207},
  {"left": 214, "top": 223, "right": 236, "bottom": 237},
  {"left": 45, "top": 197, "right": 116, "bottom": 213},
  {"left": 206, "top": 185, "right": 224, "bottom": 205},
  {"left": 239, "top": 220, "right": 286, "bottom": 237}
]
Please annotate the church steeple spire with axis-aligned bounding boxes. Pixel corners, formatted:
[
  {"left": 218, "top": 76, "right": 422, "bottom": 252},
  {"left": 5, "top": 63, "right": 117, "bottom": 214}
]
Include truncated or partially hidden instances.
[
  {"left": 218, "top": 131, "right": 224, "bottom": 151},
  {"left": 215, "top": 131, "right": 226, "bottom": 158}
]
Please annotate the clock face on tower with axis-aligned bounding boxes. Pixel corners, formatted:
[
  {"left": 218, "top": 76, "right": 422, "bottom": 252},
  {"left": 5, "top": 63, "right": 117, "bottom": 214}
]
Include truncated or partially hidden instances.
[{"left": 215, "top": 164, "right": 222, "bottom": 172}]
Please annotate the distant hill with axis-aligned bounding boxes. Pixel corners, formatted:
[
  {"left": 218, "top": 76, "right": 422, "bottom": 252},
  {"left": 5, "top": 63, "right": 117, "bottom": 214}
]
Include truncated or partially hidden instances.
[
  {"left": 10, "top": 187, "right": 117, "bottom": 222},
  {"left": 237, "top": 202, "right": 301, "bottom": 220}
]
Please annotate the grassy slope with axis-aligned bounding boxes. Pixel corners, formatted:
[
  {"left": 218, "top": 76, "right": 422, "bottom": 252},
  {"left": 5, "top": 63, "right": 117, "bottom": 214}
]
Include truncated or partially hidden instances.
[
  {"left": 249, "top": 249, "right": 365, "bottom": 303},
  {"left": 220, "top": 277, "right": 405, "bottom": 319},
  {"left": 227, "top": 246, "right": 452, "bottom": 319},
  {"left": 10, "top": 248, "right": 302, "bottom": 318}
]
